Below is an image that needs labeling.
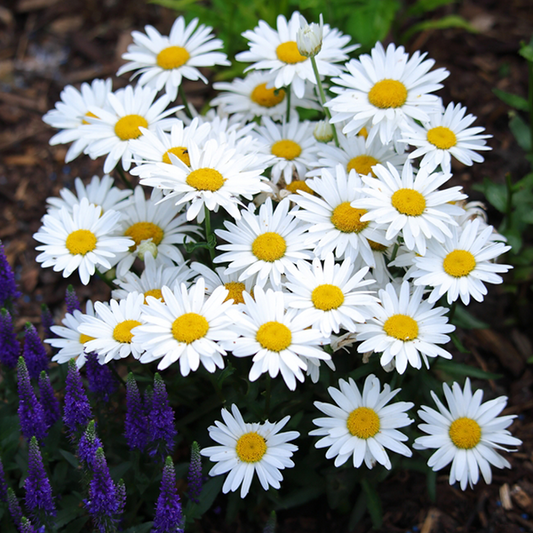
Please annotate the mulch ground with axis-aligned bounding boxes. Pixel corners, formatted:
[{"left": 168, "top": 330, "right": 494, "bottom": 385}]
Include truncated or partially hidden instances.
[{"left": 1, "top": 0, "right": 533, "bottom": 531}]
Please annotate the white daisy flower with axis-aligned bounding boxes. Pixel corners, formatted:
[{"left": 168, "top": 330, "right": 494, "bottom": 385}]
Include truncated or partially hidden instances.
[
  {"left": 402, "top": 101, "right": 492, "bottom": 173},
  {"left": 291, "top": 165, "right": 390, "bottom": 265},
  {"left": 214, "top": 197, "right": 313, "bottom": 289},
  {"left": 112, "top": 186, "right": 200, "bottom": 278},
  {"left": 328, "top": 42, "right": 449, "bottom": 145},
  {"left": 236, "top": 11, "right": 358, "bottom": 99},
  {"left": 253, "top": 116, "right": 320, "bottom": 184},
  {"left": 410, "top": 218, "right": 512, "bottom": 305},
  {"left": 310, "top": 374, "right": 414, "bottom": 468},
  {"left": 33, "top": 198, "right": 133, "bottom": 285},
  {"left": 227, "top": 286, "right": 330, "bottom": 390},
  {"left": 46, "top": 174, "right": 133, "bottom": 215},
  {"left": 211, "top": 71, "right": 320, "bottom": 121},
  {"left": 200, "top": 404, "right": 299, "bottom": 498},
  {"left": 354, "top": 161, "right": 466, "bottom": 255},
  {"left": 285, "top": 254, "right": 377, "bottom": 337},
  {"left": 134, "top": 278, "right": 237, "bottom": 373},
  {"left": 83, "top": 84, "right": 179, "bottom": 173},
  {"left": 112, "top": 252, "right": 195, "bottom": 302},
  {"left": 356, "top": 281, "right": 455, "bottom": 374},
  {"left": 78, "top": 292, "right": 145, "bottom": 364},
  {"left": 117, "top": 16, "right": 230, "bottom": 101},
  {"left": 43, "top": 78, "right": 112, "bottom": 163},
  {"left": 413, "top": 378, "right": 522, "bottom": 490},
  {"left": 46, "top": 301, "right": 96, "bottom": 368}
]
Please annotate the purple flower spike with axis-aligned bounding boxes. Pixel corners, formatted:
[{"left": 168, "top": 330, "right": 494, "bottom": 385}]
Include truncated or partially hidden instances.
[
  {"left": 124, "top": 373, "right": 149, "bottom": 452},
  {"left": 65, "top": 285, "right": 81, "bottom": 315},
  {"left": 63, "top": 359, "right": 92, "bottom": 438},
  {"left": 23, "top": 324, "right": 49, "bottom": 380},
  {"left": 187, "top": 441, "right": 202, "bottom": 504},
  {"left": 40, "top": 304, "right": 55, "bottom": 341},
  {"left": 77, "top": 420, "right": 103, "bottom": 468},
  {"left": 0, "top": 457, "right": 8, "bottom": 503},
  {"left": 38, "top": 372, "right": 60, "bottom": 429},
  {"left": 20, "top": 517, "right": 39, "bottom": 533},
  {"left": 148, "top": 374, "right": 177, "bottom": 459},
  {"left": 17, "top": 357, "right": 48, "bottom": 442},
  {"left": 0, "top": 241, "right": 21, "bottom": 309},
  {"left": 86, "top": 352, "right": 117, "bottom": 402},
  {"left": 0, "top": 308, "right": 20, "bottom": 369},
  {"left": 25, "top": 437, "right": 56, "bottom": 526},
  {"left": 152, "top": 457, "right": 184, "bottom": 533},
  {"left": 8, "top": 487, "right": 23, "bottom": 529}
]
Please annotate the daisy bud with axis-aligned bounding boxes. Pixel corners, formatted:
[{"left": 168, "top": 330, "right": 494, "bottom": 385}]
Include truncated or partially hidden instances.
[
  {"left": 0, "top": 308, "right": 20, "bottom": 369},
  {"left": 137, "top": 240, "right": 158, "bottom": 261},
  {"left": 23, "top": 324, "right": 48, "bottom": 380},
  {"left": 296, "top": 14, "right": 323, "bottom": 58},
  {"left": 313, "top": 120, "right": 334, "bottom": 143}
]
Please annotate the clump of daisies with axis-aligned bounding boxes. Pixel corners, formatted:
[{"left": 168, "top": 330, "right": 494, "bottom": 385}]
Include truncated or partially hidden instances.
[{"left": 34, "top": 10, "right": 520, "bottom": 528}]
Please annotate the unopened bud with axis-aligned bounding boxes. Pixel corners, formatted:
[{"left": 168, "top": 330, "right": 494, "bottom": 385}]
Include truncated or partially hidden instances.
[
  {"left": 296, "top": 14, "right": 323, "bottom": 58},
  {"left": 137, "top": 240, "right": 158, "bottom": 261},
  {"left": 314, "top": 120, "right": 334, "bottom": 143}
]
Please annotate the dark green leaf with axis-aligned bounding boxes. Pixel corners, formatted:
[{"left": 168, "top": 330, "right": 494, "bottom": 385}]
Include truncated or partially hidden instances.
[
  {"left": 492, "top": 88, "right": 530, "bottom": 111},
  {"left": 452, "top": 304, "right": 489, "bottom": 329},
  {"left": 110, "top": 461, "right": 132, "bottom": 481},
  {"left": 509, "top": 112, "right": 532, "bottom": 152},
  {"left": 434, "top": 359, "right": 502, "bottom": 380},
  {"left": 519, "top": 41, "right": 533, "bottom": 62},
  {"left": 450, "top": 332, "right": 470, "bottom": 354},
  {"left": 360, "top": 478, "right": 383, "bottom": 529},
  {"left": 274, "top": 485, "right": 324, "bottom": 510},
  {"left": 58, "top": 449, "right": 79, "bottom": 469},
  {"left": 402, "top": 15, "right": 478, "bottom": 42},
  {"left": 349, "top": 490, "right": 367, "bottom": 531},
  {"left": 408, "top": 0, "right": 457, "bottom": 16},
  {"left": 472, "top": 178, "right": 507, "bottom": 212},
  {"left": 122, "top": 523, "right": 154, "bottom": 533}
]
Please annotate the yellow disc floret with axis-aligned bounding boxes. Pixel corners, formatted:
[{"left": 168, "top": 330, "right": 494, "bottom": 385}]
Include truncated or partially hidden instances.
[
  {"left": 391, "top": 189, "right": 426, "bottom": 216},
  {"left": 331, "top": 202, "right": 369, "bottom": 233},
  {"left": 383, "top": 314, "right": 419, "bottom": 341},
  {"left": 256, "top": 321, "right": 292, "bottom": 352},
  {"left": 156, "top": 46, "right": 190, "bottom": 70},
  {"left": 276, "top": 41, "right": 307, "bottom": 64},
  {"left": 65, "top": 229, "right": 97, "bottom": 256},
  {"left": 443, "top": 250, "right": 476, "bottom": 277},
  {"left": 236, "top": 432, "right": 267, "bottom": 463},
  {"left": 125, "top": 222, "right": 164, "bottom": 251},
  {"left": 311, "top": 284, "right": 345, "bottom": 311},
  {"left": 79, "top": 333, "right": 95, "bottom": 344},
  {"left": 368, "top": 79, "right": 408, "bottom": 109},
  {"left": 252, "top": 232, "right": 287, "bottom": 262},
  {"left": 114, "top": 114, "right": 148, "bottom": 141},
  {"left": 251, "top": 83, "right": 285, "bottom": 108},
  {"left": 347, "top": 155, "right": 379, "bottom": 177},
  {"left": 285, "top": 180, "right": 314, "bottom": 195},
  {"left": 144, "top": 289, "right": 163, "bottom": 303},
  {"left": 347, "top": 407, "right": 381, "bottom": 439},
  {"left": 186, "top": 168, "right": 225, "bottom": 191},
  {"left": 224, "top": 282, "right": 246, "bottom": 304},
  {"left": 163, "top": 146, "right": 191, "bottom": 166},
  {"left": 271, "top": 139, "right": 302, "bottom": 160},
  {"left": 113, "top": 320, "right": 142, "bottom": 343},
  {"left": 449, "top": 417, "right": 481, "bottom": 449},
  {"left": 427, "top": 126, "right": 457, "bottom": 150},
  {"left": 82, "top": 111, "right": 98, "bottom": 125},
  {"left": 171, "top": 313, "right": 209, "bottom": 344},
  {"left": 368, "top": 239, "right": 387, "bottom": 252}
]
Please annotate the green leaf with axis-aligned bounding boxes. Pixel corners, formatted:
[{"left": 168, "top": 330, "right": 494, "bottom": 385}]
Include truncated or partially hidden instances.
[
  {"left": 110, "top": 461, "right": 132, "bottom": 480},
  {"left": 509, "top": 112, "right": 532, "bottom": 152},
  {"left": 274, "top": 485, "right": 324, "bottom": 510},
  {"left": 452, "top": 304, "right": 489, "bottom": 329},
  {"left": 191, "top": 475, "right": 224, "bottom": 518},
  {"left": 122, "top": 523, "right": 154, "bottom": 533},
  {"left": 349, "top": 490, "right": 368, "bottom": 530},
  {"left": 519, "top": 40, "right": 533, "bottom": 62},
  {"left": 434, "top": 359, "right": 502, "bottom": 380},
  {"left": 427, "top": 468, "right": 437, "bottom": 502},
  {"left": 360, "top": 478, "right": 383, "bottom": 529},
  {"left": 58, "top": 449, "right": 79, "bottom": 469},
  {"left": 408, "top": 0, "right": 457, "bottom": 16},
  {"left": 492, "top": 88, "right": 530, "bottom": 112},
  {"left": 472, "top": 178, "right": 507, "bottom": 212},
  {"left": 450, "top": 332, "right": 470, "bottom": 354},
  {"left": 402, "top": 15, "right": 478, "bottom": 42},
  {"left": 54, "top": 495, "right": 84, "bottom": 528}
]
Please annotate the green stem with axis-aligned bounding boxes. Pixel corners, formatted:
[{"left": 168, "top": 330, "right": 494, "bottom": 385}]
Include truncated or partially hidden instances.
[
  {"left": 390, "top": 241, "right": 400, "bottom": 262},
  {"left": 115, "top": 165, "right": 133, "bottom": 190},
  {"left": 448, "top": 301, "right": 457, "bottom": 323},
  {"left": 528, "top": 58, "right": 533, "bottom": 156},
  {"left": 285, "top": 84, "right": 291, "bottom": 123},
  {"left": 204, "top": 206, "right": 215, "bottom": 262},
  {"left": 264, "top": 374, "right": 271, "bottom": 420},
  {"left": 179, "top": 83, "right": 193, "bottom": 119},
  {"left": 310, "top": 55, "right": 339, "bottom": 147}
]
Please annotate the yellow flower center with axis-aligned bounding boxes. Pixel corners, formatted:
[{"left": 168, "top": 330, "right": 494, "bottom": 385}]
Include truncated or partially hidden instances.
[
  {"left": 358, "top": 127, "right": 368, "bottom": 139},
  {"left": 383, "top": 314, "right": 419, "bottom": 341},
  {"left": 449, "top": 417, "right": 481, "bottom": 449},
  {"left": 368, "top": 239, "right": 387, "bottom": 252},
  {"left": 112, "top": 319, "right": 142, "bottom": 343},
  {"left": 144, "top": 289, "right": 163, "bottom": 303},
  {"left": 276, "top": 41, "right": 307, "bottom": 64},
  {"left": 162, "top": 146, "right": 191, "bottom": 166},
  {"left": 427, "top": 126, "right": 457, "bottom": 150},
  {"left": 256, "top": 321, "right": 292, "bottom": 352},
  {"left": 331, "top": 202, "right": 369, "bottom": 233},
  {"left": 236, "top": 432, "right": 267, "bottom": 463},
  {"left": 271, "top": 139, "right": 302, "bottom": 160},
  {"left": 368, "top": 79, "right": 408, "bottom": 109},
  {"left": 284, "top": 180, "right": 314, "bottom": 195},
  {"left": 156, "top": 45, "right": 190, "bottom": 70},
  {"left": 252, "top": 232, "right": 286, "bottom": 262},
  {"left": 347, "top": 407, "right": 380, "bottom": 439},
  {"left": 125, "top": 222, "right": 164, "bottom": 251},
  {"left": 443, "top": 250, "right": 476, "bottom": 277},
  {"left": 65, "top": 229, "right": 97, "bottom": 255},
  {"left": 114, "top": 114, "right": 148, "bottom": 141},
  {"left": 82, "top": 111, "right": 97, "bottom": 125},
  {"left": 186, "top": 168, "right": 225, "bottom": 192},
  {"left": 79, "top": 333, "right": 95, "bottom": 344},
  {"left": 171, "top": 313, "right": 209, "bottom": 344},
  {"left": 250, "top": 83, "right": 285, "bottom": 108},
  {"left": 391, "top": 189, "right": 426, "bottom": 216},
  {"left": 311, "top": 284, "right": 345, "bottom": 311},
  {"left": 224, "top": 281, "right": 246, "bottom": 304},
  {"left": 347, "top": 155, "right": 379, "bottom": 177}
]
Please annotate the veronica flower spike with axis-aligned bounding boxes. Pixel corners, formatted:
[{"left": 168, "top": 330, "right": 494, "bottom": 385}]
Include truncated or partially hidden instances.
[
  {"left": 23, "top": 324, "right": 49, "bottom": 380},
  {"left": 63, "top": 359, "right": 92, "bottom": 438},
  {"left": 152, "top": 457, "right": 184, "bottom": 533}
]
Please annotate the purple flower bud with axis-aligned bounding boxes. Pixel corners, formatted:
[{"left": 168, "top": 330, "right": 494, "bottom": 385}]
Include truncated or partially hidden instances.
[
  {"left": 77, "top": 420, "right": 103, "bottom": 468},
  {"left": 0, "top": 241, "right": 21, "bottom": 309},
  {"left": 85, "top": 352, "right": 117, "bottom": 402},
  {"left": 124, "top": 373, "right": 149, "bottom": 452},
  {"left": 0, "top": 457, "right": 8, "bottom": 503},
  {"left": 187, "top": 441, "right": 202, "bottom": 504},
  {"left": 25, "top": 437, "right": 56, "bottom": 526},
  {"left": 65, "top": 285, "right": 81, "bottom": 315},
  {"left": 152, "top": 457, "right": 183, "bottom": 533},
  {"left": 38, "top": 371, "right": 61, "bottom": 429},
  {"left": 116, "top": 479, "right": 126, "bottom": 518},
  {"left": 63, "top": 359, "right": 92, "bottom": 438},
  {"left": 8, "top": 487, "right": 23, "bottom": 529},
  {"left": 20, "top": 517, "right": 40, "bottom": 533},
  {"left": 23, "top": 324, "right": 49, "bottom": 380},
  {"left": 17, "top": 357, "right": 48, "bottom": 442},
  {"left": 148, "top": 374, "right": 177, "bottom": 459},
  {"left": 0, "top": 308, "right": 20, "bottom": 369},
  {"left": 40, "top": 304, "right": 55, "bottom": 342}
]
